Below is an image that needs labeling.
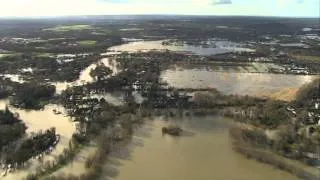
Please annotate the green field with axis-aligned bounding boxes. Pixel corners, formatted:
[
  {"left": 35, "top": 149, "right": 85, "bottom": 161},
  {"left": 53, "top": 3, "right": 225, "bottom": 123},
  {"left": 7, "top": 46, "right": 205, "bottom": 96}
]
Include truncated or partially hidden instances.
[
  {"left": 0, "top": 53, "right": 19, "bottom": 59},
  {"left": 48, "top": 38, "right": 67, "bottom": 41},
  {"left": 0, "top": 54, "right": 8, "bottom": 58},
  {"left": 35, "top": 53, "right": 54, "bottom": 58},
  {"left": 43, "top": 25, "right": 93, "bottom": 32},
  {"left": 77, "top": 40, "right": 97, "bottom": 46}
]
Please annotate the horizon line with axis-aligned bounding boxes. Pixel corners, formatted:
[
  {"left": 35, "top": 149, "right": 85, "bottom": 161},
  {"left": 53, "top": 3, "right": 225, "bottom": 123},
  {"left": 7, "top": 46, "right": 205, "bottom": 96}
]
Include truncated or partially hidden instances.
[{"left": 0, "top": 14, "right": 319, "bottom": 20}]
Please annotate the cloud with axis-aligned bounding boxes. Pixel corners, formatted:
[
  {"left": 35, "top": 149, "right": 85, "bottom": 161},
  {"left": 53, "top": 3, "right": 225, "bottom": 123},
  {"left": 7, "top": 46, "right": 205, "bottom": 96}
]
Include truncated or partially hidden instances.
[
  {"left": 212, "top": 0, "right": 232, "bottom": 5},
  {"left": 0, "top": 0, "right": 318, "bottom": 17}
]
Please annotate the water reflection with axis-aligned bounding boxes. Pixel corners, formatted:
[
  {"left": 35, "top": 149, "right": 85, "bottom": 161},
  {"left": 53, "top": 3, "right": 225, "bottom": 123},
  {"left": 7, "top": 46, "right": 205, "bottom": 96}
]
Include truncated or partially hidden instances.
[
  {"left": 105, "top": 40, "right": 255, "bottom": 56},
  {"left": 161, "top": 67, "right": 316, "bottom": 99}
]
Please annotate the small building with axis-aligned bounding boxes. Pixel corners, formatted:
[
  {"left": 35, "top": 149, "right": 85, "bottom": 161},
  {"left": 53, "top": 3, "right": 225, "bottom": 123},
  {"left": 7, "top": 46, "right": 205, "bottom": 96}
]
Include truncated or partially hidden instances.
[{"left": 286, "top": 107, "right": 296, "bottom": 116}]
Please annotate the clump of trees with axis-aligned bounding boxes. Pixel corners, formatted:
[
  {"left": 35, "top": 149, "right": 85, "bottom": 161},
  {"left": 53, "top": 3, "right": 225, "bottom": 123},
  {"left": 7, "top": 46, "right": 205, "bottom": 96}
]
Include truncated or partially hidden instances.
[
  {"left": 26, "top": 131, "right": 87, "bottom": 180},
  {"left": 4, "top": 128, "right": 56, "bottom": 165},
  {"left": 232, "top": 138, "right": 319, "bottom": 180},
  {"left": 258, "top": 100, "right": 289, "bottom": 128},
  {"left": 0, "top": 106, "right": 26, "bottom": 150},
  {"left": 11, "top": 82, "right": 55, "bottom": 109},
  {"left": 0, "top": 83, "right": 11, "bottom": 99},
  {"left": 89, "top": 64, "right": 113, "bottom": 81},
  {"left": 0, "top": 77, "right": 19, "bottom": 99},
  {"left": 224, "top": 99, "right": 289, "bottom": 129},
  {"left": 0, "top": 106, "right": 19, "bottom": 125},
  {"left": 0, "top": 88, "right": 10, "bottom": 99},
  {"left": 229, "top": 126, "right": 269, "bottom": 148},
  {"left": 193, "top": 91, "right": 265, "bottom": 108},
  {"left": 295, "top": 78, "right": 320, "bottom": 107}
]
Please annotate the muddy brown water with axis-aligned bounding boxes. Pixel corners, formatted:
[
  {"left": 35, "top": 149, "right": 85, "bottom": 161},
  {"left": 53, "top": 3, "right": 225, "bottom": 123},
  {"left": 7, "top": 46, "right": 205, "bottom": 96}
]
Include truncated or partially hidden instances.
[
  {"left": 105, "top": 116, "right": 299, "bottom": 180},
  {"left": 0, "top": 100, "right": 76, "bottom": 180},
  {"left": 161, "top": 67, "right": 316, "bottom": 98},
  {"left": 105, "top": 40, "right": 255, "bottom": 56},
  {"left": 0, "top": 41, "right": 316, "bottom": 179}
]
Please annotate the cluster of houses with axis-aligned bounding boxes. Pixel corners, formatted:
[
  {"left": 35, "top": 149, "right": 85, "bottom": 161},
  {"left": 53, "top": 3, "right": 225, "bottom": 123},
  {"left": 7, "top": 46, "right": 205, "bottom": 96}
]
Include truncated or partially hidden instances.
[
  {"left": 286, "top": 65, "right": 310, "bottom": 75},
  {"left": 269, "top": 64, "right": 310, "bottom": 75},
  {"left": 286, "top": 106, "right": 297, "bottom": 116},
  {"left": 287, "top": 102, "right": 320, "bottom": 125},
  {"left": 307, "top": 102, "right": 320, "bottom": 126},
  {"left": 286, "top": 101, "right": 320, "bottom": 167}
]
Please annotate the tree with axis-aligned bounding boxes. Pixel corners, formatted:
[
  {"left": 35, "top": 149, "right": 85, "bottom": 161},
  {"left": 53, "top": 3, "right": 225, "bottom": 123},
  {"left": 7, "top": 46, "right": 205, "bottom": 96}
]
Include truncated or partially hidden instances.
[
  {"left": 11, "top": 82, "right": 56, "bottom": 109},
  {"left": 295, "top": 78, "right": 320, "bottom": 107},
  {"left": 260, "top": 100, "right": 289, "bottom": 128},
  {"left": 89, "top": 64, "right": 113, "bottom": 81}
]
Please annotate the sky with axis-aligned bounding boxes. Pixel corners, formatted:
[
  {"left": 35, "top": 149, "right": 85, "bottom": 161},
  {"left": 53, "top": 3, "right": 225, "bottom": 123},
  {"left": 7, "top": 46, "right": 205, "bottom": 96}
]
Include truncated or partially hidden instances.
[{"left": 0, "top": 0, "right": 318, "bottom": 18}]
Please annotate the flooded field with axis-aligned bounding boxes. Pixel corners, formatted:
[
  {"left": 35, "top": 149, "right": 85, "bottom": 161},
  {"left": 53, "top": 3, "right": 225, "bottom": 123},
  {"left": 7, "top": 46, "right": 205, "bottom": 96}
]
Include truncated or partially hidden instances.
[
  {"left": 0, "top": 100, "right": 76, "bottom": 180},
  {"left": 0, "top": 100, "right": 75, "bottom": 140},
  {"left": 54, "top": 57, "right": 120, "bottom": 93},
  {"left": 106, "top": 40, "right": 255, "bottom": 55},
  {"left": 105, "top": 116, "right": 299, "bottom": 180},
  {"left": 161, "top": 66, "right": 316, "bottom": 100},
  {"left": 0, "top": 14, "right": 319, "bottom": 180},
  {"left": 175, "top": 62, "right": 284, "bottom": 73},
  {"left": 0, "top": 40, "right": 317, "bottom": 180},
  {"left": 51, "top": 141, "right": 98, "bottom": 178}
]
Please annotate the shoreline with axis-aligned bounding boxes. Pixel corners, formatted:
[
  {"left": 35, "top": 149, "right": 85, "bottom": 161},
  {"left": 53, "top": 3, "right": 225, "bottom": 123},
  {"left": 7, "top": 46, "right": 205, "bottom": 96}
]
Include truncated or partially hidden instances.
[
  {"left": 229, "top": 125, "right": 319, "bottom": 180},
  {"left": 232, "top": 142, "right": 319, "bottom": 180}
]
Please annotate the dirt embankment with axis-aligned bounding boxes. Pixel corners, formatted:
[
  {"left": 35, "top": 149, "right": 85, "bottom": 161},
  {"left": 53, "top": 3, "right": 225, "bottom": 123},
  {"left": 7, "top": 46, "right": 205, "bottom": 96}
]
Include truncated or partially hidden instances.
[{"left": 256, "top": 88, "right": 299, "bottom": 102}]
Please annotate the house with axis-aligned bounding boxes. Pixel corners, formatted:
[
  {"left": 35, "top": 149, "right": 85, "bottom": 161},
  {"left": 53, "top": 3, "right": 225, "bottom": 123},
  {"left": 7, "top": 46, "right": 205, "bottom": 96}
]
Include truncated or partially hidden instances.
[
  {"left": 290, "top": 67, "right": 309, "bottom": 75},
  {"left": 303, "top": 152, "right": 320, "bottom": 167},
  {"left": 286, "top": 107, "right": 296, "bottom": 116}
]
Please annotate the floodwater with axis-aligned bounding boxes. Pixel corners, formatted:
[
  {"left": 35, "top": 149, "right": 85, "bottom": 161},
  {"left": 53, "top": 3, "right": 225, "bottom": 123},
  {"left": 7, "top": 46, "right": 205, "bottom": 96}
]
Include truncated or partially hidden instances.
[
  {"left": 54, "top": 57, "right": 120, "bottom": 94},
  {"left": 0, "top": 74, "right": 24, "bottom": 83},
  {"left": 0, "top": 40, "right": 316, "bottom": 179},
  {"left": 161, "top": 67, "right": 316, "bottom": 99},
  {"left": 53, "top": 57, "right": 124, "bottom": 106},
  {"left": 51, "top": 141, "right": 98, "bottom": 178},
  {"left": 0, "top": 100, "right": 75, "bottom": 139},
  {"left": 0, "top": 99, "right": 76, "bottom": 180},
  {"left": 1, "top": 57, "right": 119, "bottom": 93},
  {"left": 106, "top": 40, "right": 255, "bottom": 56},
  {"left": 105, "top": 116, "right": 299, "bottom": 180}
]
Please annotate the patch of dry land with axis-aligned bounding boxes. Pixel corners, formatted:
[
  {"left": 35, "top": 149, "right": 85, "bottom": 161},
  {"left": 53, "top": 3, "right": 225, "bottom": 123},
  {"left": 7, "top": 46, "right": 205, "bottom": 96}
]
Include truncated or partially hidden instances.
[{"left": 257, "top": 88, "right": 299, "bottom": 102}]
